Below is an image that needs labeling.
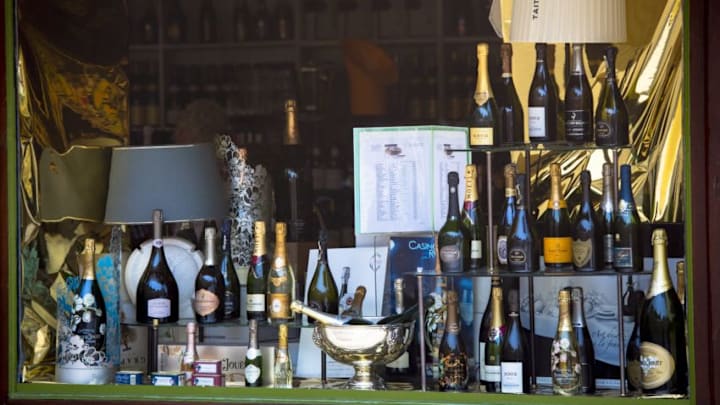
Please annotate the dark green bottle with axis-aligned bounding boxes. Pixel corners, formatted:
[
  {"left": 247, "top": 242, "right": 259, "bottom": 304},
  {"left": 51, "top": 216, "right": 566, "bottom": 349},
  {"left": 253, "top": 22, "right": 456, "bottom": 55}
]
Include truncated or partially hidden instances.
[
  {"left": 483, "top": 281, "right": 505, "bottom": 392},
  {"left": 497, "top": 164, "right": 517, "bottom": 270},
  {"left": 461, "top": 164, "right": 484, "bottom": 271},
  {"left": 543, "top": 163, "right": 573, "bottom": 271},
  {"left": 568, "top": 287, "right": 596, "bottom": 393},
  {"left": 247, "top": 221, "right": 269, "bottom": 321},
  {"left": 306, "top": 229, "right": 339, "bottom": 324},
  {"left": 528, "top": 43, "right": 558, "bottom": 143},
  {"left": 439, "top": 171, "right": 464, "bottom": 273},
  {"left": 572, "top": 170, "right": 601, "bottom": 271},
  {"left": 508, "top": 174, "right": 540, "bottom": 272},
  {"left": 438, "top": 291, "right": 469, "bottom": 391},
  {"left": 595, "top": 46, "right": 629, "bottom": 146},
  {"left": 565, "top": 44, "right": 593, "bottom": 143},
  {"left": 220, "top": 219, "right": 241, "bottom": 320},
  {"left": 614, "top": 164, "right": 641, "bottom": 272},
  {"left": 468, "top": 43, "right": 500, "bottom": 147},
  {"left": 501, "top": 289, "right": 529, "bottom": 393},
  {"left": 498, "top": 43, "right": 524, "bottom": 145}
]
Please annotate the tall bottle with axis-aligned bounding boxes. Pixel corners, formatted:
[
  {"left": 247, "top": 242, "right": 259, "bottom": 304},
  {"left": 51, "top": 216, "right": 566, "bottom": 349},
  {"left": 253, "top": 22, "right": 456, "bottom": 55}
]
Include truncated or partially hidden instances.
[
  {"left": 543, "top": 163, "right": 573, "bottom": 271},
  {"left": 595, "top": 46, "right": 629, "bottom": 146},
  {"left": 247, "top": 221, "right": 269, "bottom": 321},
  {"left": 193, "top": 227, "right": 225, "bottom": 324},
  {"left": 306, "top": 229, "right": 339, "bottom": 323},
  {"left": 598, "top": 163, "right": 616, "bottom": 270},
  {"left": 439, "top": 171, "right": 465, "bottom": 273},
  {"left": 614, "top": 164, "right": 641, "bottom": 272},
  {"left": 438, "top": 291, "right": 469, "bottom": 391},
  {"left": 385, "top": 279, "right": 411, "bottom": 375},
  {"left": 551, "top": 289, "right": 581, "bottom": 395},
  {"left": 137, "top": 209, "right": 179, "bottom": 324},
  {"left": 267, "top": 222, "right": 296, "bottom": 323},
  {"left": 245, "top": 319, "right": 263, "bottom": 387},
  {"left": 74, "top": 238, "right": 107, "bottom": 353},
  {"left": 639, "top": 229, "right": 687, "bottom": 395},
  {"left": 274, "top": 324, "right": 293, "bottom": 388},
  {"left": 508, "top": 174, "right": 539, "bottom": 272},
  {"left": 528, "top": 43, "right": 558, "bottom": 143},
  {"left": 461, "top": 164, "right": 484, "bottom": 271},
  {"left": 220, "top": 220, "right": 241, "bottom": 320},
  {"left": 290, "top": 300, "right": 372, "bottom": 326},
  {"left": 501, "top": 289, "right": 529, "bottom": 393},
  {"left": 181, "top": 322, "right": 199, "bottom": 384},
  {"left": 498, "top": 43, "right": 524, "bottom": 145},
  {"left": 469, "top": 43, "right": 500, "bottom": 146},
  {"left": 338, "top": 266, "right": 352, "bottom": 314},
  {"left": 568, "top": 287, "right": 596, "bottom": 393},
  {"left": 478, "top": 276, "right": 500, "bottom": 387},
  {"left": 565, "top": 44, "right": 593, "bottom": 143},
  {"left": 626, "top": 290, "right": 645, "bottom": 392},
  {"left": 497, "top": 164, "right": 517, "bottom": 270},
  {"left": 483, "top": 281, "right": 505, "bottom": 392},
  {"left": 573, "top": 170, "right": 601, "bottom": 271}
]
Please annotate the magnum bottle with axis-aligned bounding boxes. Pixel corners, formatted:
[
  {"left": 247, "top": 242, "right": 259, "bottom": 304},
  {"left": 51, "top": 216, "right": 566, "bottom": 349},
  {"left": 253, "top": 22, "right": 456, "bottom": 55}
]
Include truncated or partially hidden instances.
[
  {"left": 483, "top": 281, "right": 505, "bottom": 392},
  {"left": 438, "top": 291, "right": 469, "bottom": 391},
  {"left": 498, "top": 43, "right": 524, "bottom": 145},
  {"left": 461, "top": 164, "right": 484, "bottom": 271},
  {"left": 274, "top": 324, "right": 293, "bottom": 388},
  {"left": 439, "top": 171, "right": 465, "bottom": 273},
  {"left": 508, "top": 174, "right": 540, "bottom": 272},
  {"left": 626, "top": 290, "right": 645, "bottom": 392},
  {"left": 497, "top": 164, "right": 517, "bottom": 270},
  {"left": 528, "top": 43, "right": 558, "bottom": 143},
  {"left": 478, "top": 276, "right": 501, "bottom": 387},
  {"left": 598, "top": 163, "right": 615, "bottom": 269},
  {"left": 137, "top": 209, "right": 179, "bottom": 324},
  {"left": 74, "top": 238, "right": 107, "bottom": 353},
  {"left": 573, "top": 170, "right": 601, "bottom": 271},
  {"left": 544, "top": 163, "right": 573, "bottom": 271},
  {"left": 267, "top": 222, "right": 296, "bottom": 323},
  {"left": 245, "top": 319, "right": 263, "bottom": 387},
  {"left": 501, "top": 289, "right": 529, "bottom": 394},
  {"left": 194, "top": 227, "right": 225, "bottom": 324},
  {"left": 247, "top": 221, "right": 269, "bottom": 320},
  {"left": 614, "top": 164, "right": 641, "bottom": 272},
  {"left": 639, "top": 229, "right": 687, "bottom": 395},
  {"left": 469, "top": 43, "right": 500, "bottom": 146},
  {"left": 290, "top": 300, "right": 372, "bottom": 326},
  {"left": 565, "top": 44, "right": 593, "bottom": 143},
  {"left": 306, "top": 229, "right": 339, "bottom": 323},
  {"left": 595, "top": 46, "right": 629, "bottom": 146},
  {"left": 181, "top": 322, "right": 199, "bottom": 384},
  {"left": 568, "top": 287, "right": 596, "bottom": 393},
  {"left": 220, "top": 220, "right": 241, "bottom": 320},
  {"left": 551, "top": 289, "right": 581, "bottom": 395}
]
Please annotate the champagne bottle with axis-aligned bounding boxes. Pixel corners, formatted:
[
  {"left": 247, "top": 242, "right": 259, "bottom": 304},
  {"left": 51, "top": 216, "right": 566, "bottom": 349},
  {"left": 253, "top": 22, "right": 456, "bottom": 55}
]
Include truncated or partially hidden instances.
[
  {"left": 137, "top": 209, "right": 179, "bottom": 324},
  {"left": 438, "top": 291, "right": 469, "bottom": 391},
  {"left": 528, "top": 43, "right": 558, "bottom": 143},
  {"left": 543, "top": 163, "right": 573, "bottom": 271},
  {"left": 478, "top": 276, "right": 500, "bottom": 388},
  {"left": 573, "top": 170, "right": 601, "bottom": 271},
  {"left": 501, "top": 289, "right": 529, "bottom": 394},
  {"left": 508, "top": 174, "right": 540, "bottom": 272},
  {"left": 498, "top": 43, "right": 524, "bottom": 145},
  {"left": 338, "top": 266, "right": 352, "bottom": 314},
  {"left": 497, "top": 164, "right": 518, "bottom": 269},
  {"left": 74, "top": 238, "right": 106, "bottom": 353},
  {"left": 595, "top": 46, "right": 629, "bottom": 146},
  {"left": 565, "top": 44, "right": 593, "bottom": 144},
  {"left": 274, "top": 324, "right": 293, "bottom": 388},
  {"left": 567, "top": 286, "right": 596, "bottom": 393},
  {"left": 306, "top": 229, "right": 339, "bottom": 323},
  {"left": 220, "top": 220, "right": 241, "bottom": 320},
  {"left": 469, "top": 43, "right": 500, "bottom": 146},
  {"left": 598, "top": 163, "right": 616, "bottom": 270},
  {"left": 640, "top": 229, "right": 687, "bottom": 395},
  {"left": 439, "top": 171, "right": 465, "bottom": 273},
  {"left": 551, "top": 289, "right": 581, "bottom": 395},
  {"left": 247, "top": 221, "right": 269, "bottom": 321},
  {"left": 289, "top": 300, "right": 372, "bottom": 326},
  {"left": 267, "top": 222, "right": 295, "bottom": 323},
  {"left": 614, "top": 164, "right": 641, "bottom": 272},
  {"left": 483, "top": 281, "right": 505, "bottom": 392},
  {"left": 181, "top": 322, "right": 199, "bottom": 384},
  {"left": 626, "top": 290, "right": 645, "bottom": 392},
  {"left": 193, "top": 227, "right": 225, "bottom": 324},
  {"left": 461, "top": 164, "right": 484, "bottom": 271},
  {"left": 341, "top": 286, "right": 366, "bottom": 319},
  {"left": 385, "top": 279, "right": 410, "bottom": 375},
  {"left": 245, "top": 319, "right": 263, "bottom": 387}
]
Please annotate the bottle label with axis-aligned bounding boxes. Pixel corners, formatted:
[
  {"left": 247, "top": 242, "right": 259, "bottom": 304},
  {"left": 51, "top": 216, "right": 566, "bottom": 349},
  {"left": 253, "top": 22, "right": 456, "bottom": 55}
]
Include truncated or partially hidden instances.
[
  {"left": 147, "top": 298, "right": 171, "bottom": 318},
  {"left": 640, "top": 342, "right": 675, "bottom": 389},
  {"left": 470, "top": 240, "right": 483, "bottom": 259},
  {"left": 479, "top": 342, "right": 487, "bottom": 381},
  {"left": 572, "top": 238, "right": 592, "bottom": 267},
  {"left": 245, "top": 364, "right": 261, "bottom": 384},
  {"left": 528, "top": 107, "right": 546, "bottom": 139},
  {"left": 485, "top": 364, "right": 501, "bottom": 382},
  {"left": 595, "top": 121, "right": 612, "bottom": 140},
  {"left": 386, "top": 351, "right": 410, "bottom": 369},
  {"left": 603, "top": 234, "right": 614, "bottom": 264},
  {"left": 501, "top": 361, "right": 524, "bottom": 393},
  {"left": 551, "top": 342, "right": 580, "bottom": 394},
  {"left": 508, "top": 248, "right": 527, "bottom": 265},
  {"left": 543, "top": 237, "right": 573, "bottom": 264},
  {"left": 269, "top": 293, "right": 290, "bottom": 318},
  {"left": 224, "top": 291, "right": 238, "bottom": 315},
  {"left": 565, "top": 110, "right": 591, "bottom": 139},
  {"left": 194, "top": 289, "right": 220, "bottom": 316},
  {"left": 470, "top": 127, "right": 494, "bottom": 146},
  {"left": 247, "top": 294, "right": 266, "bottom": 312},
  {"left": 497, "top": 236, "right": 508, "bottom": 265},
  {"left": 439, "top": 245, "right": 462, "bottom": 272},
  {"left": 613, "top": 246, "right": 634, "bottom": 268}
]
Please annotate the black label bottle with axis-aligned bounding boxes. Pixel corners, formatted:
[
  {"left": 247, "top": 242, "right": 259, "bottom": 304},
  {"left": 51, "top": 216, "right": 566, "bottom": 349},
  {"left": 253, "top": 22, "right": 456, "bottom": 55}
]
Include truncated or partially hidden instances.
[
  {"left": 595, "top": 46, "right": 629, "bottom": 146},
  {"left": 501, "top": 289, "right": 529, "bottom": 393},
  {"left": 439, "top": 171, "right": 465, "bottom": 273},
  {"left": 498, "top": 164, "right": 517, "bottom": 270},
  {"left": 306, "top": 229, "right": 339, "bottom": 323},
  {"left": 614, "top": 164, "right": 641, "bottom": 272},
  {"left": 245, "top": 319, "right": 263, "bottom": 387},
  {"left": 438, "top": 291, "right": 469, "bottom": 391},
  {"left": 544, "top": 163, "right": 573, "bottom": 271},
  {"left": 626, "top": 290, "right": 645, "bottom": 392},
  {"left": 461, "top": 164, "right": 484, "bottom": 271},
  {"left": 483, "top": 281, "right": 505, "bottom": 392},
  {"left": 565, "top": 44, "right": 593, "bottom": 143},
  {"left": 551, "top": 289, "right": 581, "bottom": 395},
  {"left": 247, "top": 221, "right": 269, "bottom": 321},
  {"left": 498, "top": 43, "right": 524, "bottom": 145},
  {"left": 528, "top": 43, "right": 558, "bottom": 143},
  {"left": 194, "top": 227, "right": 225, "bottom": 324},
  {"left": 267, "top": 222, "right": 295, "bottom": 323},
  {"left": 508, "top": 174, "right": 539, "bottom": 272},
  {"left": 639, "top": 228, "right": 687, "bottom": 395},
  {"left": 137, "top": 209, "right": 179, "bottom": 324},
  {"left": 74, "top": 238, "right": 107, "bottom": 353},
  {"left": 573, "top": 170, "right": 601, "bottom": 271},
  {"left": 568, "top": 286, "right": 596, "bottom": 393},
  {"left": 220, "top": 219, "right": 241, "bottom": 320},
  {"left": 469, "top": 43, "right": 500, "bottom": 146},
  {"left": 598, "top": 163, "right": 616, "bottom": 269}
]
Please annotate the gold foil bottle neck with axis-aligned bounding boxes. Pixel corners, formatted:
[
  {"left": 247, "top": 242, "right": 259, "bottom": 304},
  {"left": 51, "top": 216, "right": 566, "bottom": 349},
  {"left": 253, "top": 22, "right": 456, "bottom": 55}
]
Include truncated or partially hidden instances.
[
  {"left": 253, "top": 221, "right": 266, "bottom": 256},
  {"left": 648, "top": 228, "right": 673, "bottom": 298},
  {"left": 476, "top": 43, "right": 489, "bottom": 56},
  {"left": 651, "top": 228, "right": 668, "bottom": 246},
  {"left": 274, "top": 222, "right": 288, "bottom": 268},
  {"left": 557, "top": 290, "right": 572, "bottom": 332},
  {"left": 504, "top": 163, "right": 517, "bottom": 197},
  {"left": 549, "top": 163, "right": 563, "bottom": 205},
  {"left": 80, "top": 238, "right": 96, "bottom": 280},
  {"left": 278, "top": 324, "right": 288, "bottom": 349},
  {"left": 464, "top": 164, "right": 478, "bottom": 201}
]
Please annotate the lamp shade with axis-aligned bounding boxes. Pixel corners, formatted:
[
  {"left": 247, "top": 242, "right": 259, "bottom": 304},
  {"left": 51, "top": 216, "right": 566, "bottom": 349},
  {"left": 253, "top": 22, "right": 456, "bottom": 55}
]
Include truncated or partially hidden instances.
[
  {"left": 510, "top": 0, "right": 627, "bottom": 43},
  {"left": 104, "top": 143, "right": 228, "bottom": 224}
]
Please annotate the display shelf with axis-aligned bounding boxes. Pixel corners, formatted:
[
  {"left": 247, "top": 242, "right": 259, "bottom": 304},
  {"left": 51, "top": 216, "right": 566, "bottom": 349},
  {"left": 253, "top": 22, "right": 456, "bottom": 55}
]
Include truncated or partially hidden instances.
[
  {"left": 408, "top": 269, "right": 653, "bottom": 278},
  {"left": 121, "top": 318, "right": 314, "bottom": 329}
]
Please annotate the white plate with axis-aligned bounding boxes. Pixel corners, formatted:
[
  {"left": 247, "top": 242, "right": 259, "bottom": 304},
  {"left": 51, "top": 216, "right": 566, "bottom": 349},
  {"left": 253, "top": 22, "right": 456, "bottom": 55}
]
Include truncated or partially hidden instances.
[{"left": 124, "top": 237, "right": 204, "bottom": 320}]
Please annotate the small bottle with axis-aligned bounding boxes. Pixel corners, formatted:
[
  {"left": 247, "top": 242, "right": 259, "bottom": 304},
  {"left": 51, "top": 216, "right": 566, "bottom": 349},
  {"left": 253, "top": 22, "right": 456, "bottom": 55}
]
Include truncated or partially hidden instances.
[
  {"left": 220, "top": 219, "right": 241, "bottom": 320},
  {"left": 595, "top": 46, "right": 629, "bottom": 146},
  {"left": 438, "top": 291, "right": 469, "bottom": 391},
  {"left": 247, "top": 221, "right": 270, "bottom": 321},
  {"left": 74, "top": 238, "right": 107, "bottom": 353},
  {"left": 543, "top": 163, "right": 573, "bottom": 271},
  {"left": 181, "top": 322, "right": 199, "bottom": 384},
  {"left": 551, "top": 289, "right": 581, "bottom": 395},
  {"left": 501, "top": 289, "right": 528, "bottom": 394},
  {"left": 498, "top": 43, "right": 524, "bottom": 145},
  {"left": 469, "top": 43, "right": 500, "bottom": 146},
  {"left": 497, "top": 164, "right": 517, "bottom": 270},
  {"left": 461, "top": 164, "right": 485, "bottom": 271},
  {"left": 245, "top": 319, "right": 263, "bottom": 387},
  {"left": 267, "top": 223, "right": 296, "bottom": 323},
  {"left": 614, "top": 164, "right": 641, "bottom": 272},
  {"left": 274, "top": 324, "right": 293, "bottom": 388},
  {"left": 483, "top": 281, "right": 505, "bottom": 392},
  {"left": 598, "top": 163, "right": 616, "bottom": 269},
  {"left": 568, "top": 287, "right": 596, "bottom": 393},
  {"left": 194, "top": 227, "right": 225, "bottom": 324},
  {"left": 508, "top": 174, "right": 540, "bottom": 272},
  {"left": 306, "top": 229, "right": 339, "bottom": 323},
  {"left": 438, "top": 171, "right": 465, "bottom": 273},
  {"left": 478, "top": 276, "right": 501, "bottom": 388},
  {"left": 528, "top": 43, "right": 559, "bottom": 143},
  {"left": 565, "top": 44, "right": 594, "bottom": 143},
  {"left": 573, "top": 170, "right": 601, "bottom": 271}
]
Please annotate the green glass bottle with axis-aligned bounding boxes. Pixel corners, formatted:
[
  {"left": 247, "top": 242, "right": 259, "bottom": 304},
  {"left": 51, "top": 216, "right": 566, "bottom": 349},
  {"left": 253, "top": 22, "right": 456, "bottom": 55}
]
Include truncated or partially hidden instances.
[
  {"left": 247, "top": 221, "right": 269, "bottom": 320},
  {"left": 438, "top": 291, "right": 469, "bottom": 391},
  {"left": 614, "top": 164, "right": 642, "bottom": 272},
  {"left": 483, "top": 281, "right": 505, "bottom": 392},
  {"left": 439, "top": 171, "right": 465, "bottom": 273},
  {"left": 469, "top": 43, "right": 500, "bottom": 146},
  {"left": 461, "top": 164, "right": 484, "bottom": 271},
  {"left": 544, "top": 163, "right": 573, "bottom": 271},
  {"left": 306, "top": 229, "right": 339, "bottom": 323}
]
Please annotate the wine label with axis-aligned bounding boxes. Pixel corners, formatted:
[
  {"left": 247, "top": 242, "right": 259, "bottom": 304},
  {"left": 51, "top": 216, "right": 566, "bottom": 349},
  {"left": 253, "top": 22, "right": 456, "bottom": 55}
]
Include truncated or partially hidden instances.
[
  {"left": 438, "top": 352, "right": 469, "bottom": 390},
  {"left": 386, "top": 351, "right": 410, "bottom": 369},
  {"left": 640, "top": 342, "right": 675, "bottom": 389},
  {"left": 246, "top": 347, "right": 261, "bottom": 361},
  {"left": 508, "top": 248, "right": 527, "bottom": 265},
  {"left": 613, "top": 246, "right": 634, "bottom": 268},
  {"left": 603, "top": 234, "right": 614, "bottom": 264},
  {"left": 543, "top": 237, "right": 573, "bottom": 264},
  {"left": 485, "top": 364, "right": 501, "bottom": 383},
  {"left": 245, "top": 364, "right": 261, "bottom": 385},
  {"left": 440, "top": 244, "right": 462, "bottom": 272},
  {"left": 595, "top": 120, "right": 612, "bottom": 141},
  {"left": 470, "top": 127, "right": 494, "bottom": 146},
  {"left": 497, "top": 236, "right": 508, "bottom": 264},
  {"left": 572, "top": 238, "right": 592, "bottom": 267},
  {"left": 247, "top": 294, "right": 265, "bottom": 312},
  {"left": 551, "top": 338, "right": 580, "bottom": 394},
  {"left": 269, "top": 293, "right": 290, "bottom": 318},
  {"left": 501, "top": 361, "right": 524, "bottom": 393},
  {"left": 147, "top": 298, "right": 171, "bottom": 318},
  {"left": 565, "top": 110, "right": 591, "bottom": 139},
  {"left": 224, "top": 291, "right": 238, "bottom": 315},
  {"left": 528, "top": 107, "right": 546, "bottom": 139},
  {"left": 194, "top": 289, "right": 220, "bottom": 316},
  {"left": 627, "top": 358, "right": 642, "bottom": 390},
  {"left": 470, "top": 240, "right": 482, "bottom": 259}
]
